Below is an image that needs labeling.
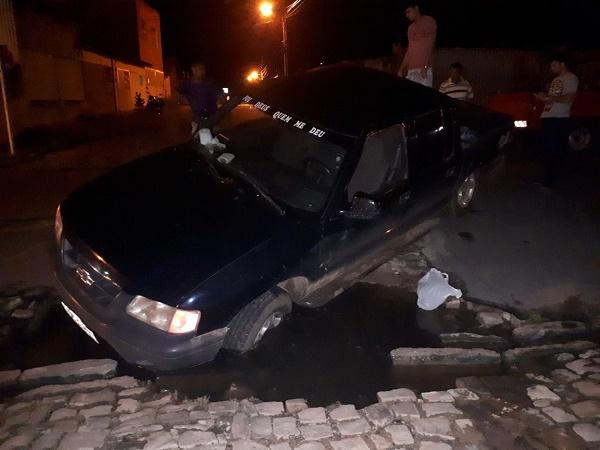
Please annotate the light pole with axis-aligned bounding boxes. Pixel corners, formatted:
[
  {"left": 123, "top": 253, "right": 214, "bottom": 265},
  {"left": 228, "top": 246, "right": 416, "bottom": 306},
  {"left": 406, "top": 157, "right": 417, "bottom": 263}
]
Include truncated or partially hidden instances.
[{"left": 258, "top": 1, "right": 303, "bottom": 77}]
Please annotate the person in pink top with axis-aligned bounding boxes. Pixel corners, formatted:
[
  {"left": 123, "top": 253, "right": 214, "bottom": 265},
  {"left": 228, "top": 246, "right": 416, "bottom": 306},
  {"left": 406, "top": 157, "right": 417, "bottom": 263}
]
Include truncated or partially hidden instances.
[{"left": 398, "top": 1, "right": 437, "bottom": 87}]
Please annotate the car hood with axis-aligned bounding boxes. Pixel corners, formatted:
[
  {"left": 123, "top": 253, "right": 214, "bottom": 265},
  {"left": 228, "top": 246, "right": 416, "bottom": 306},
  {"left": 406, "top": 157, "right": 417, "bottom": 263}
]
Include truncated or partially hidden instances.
[{"left": 61, "top": 144, "right": 289, "bottom": 304}]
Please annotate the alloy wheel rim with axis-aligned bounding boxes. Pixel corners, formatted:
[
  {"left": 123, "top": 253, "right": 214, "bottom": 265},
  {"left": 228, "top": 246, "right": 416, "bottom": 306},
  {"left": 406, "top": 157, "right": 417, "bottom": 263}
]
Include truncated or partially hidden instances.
[{"left": 457, "top": 174, "right": 476, "bottom": 208}]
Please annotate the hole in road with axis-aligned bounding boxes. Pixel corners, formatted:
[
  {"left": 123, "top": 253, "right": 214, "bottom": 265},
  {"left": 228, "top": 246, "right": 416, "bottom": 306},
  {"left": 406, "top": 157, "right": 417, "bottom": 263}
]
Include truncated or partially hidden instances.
[{"left": 2, "top": 284, "right": 498, "bottom": 407}]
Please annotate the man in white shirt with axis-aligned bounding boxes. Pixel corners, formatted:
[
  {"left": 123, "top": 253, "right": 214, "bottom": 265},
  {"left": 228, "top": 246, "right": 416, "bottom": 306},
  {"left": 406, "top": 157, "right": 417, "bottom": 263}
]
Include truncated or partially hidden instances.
[
  {"left": 439, "top": 62, "right": 474, "bottom": 101},
  {"left": 534, "top": 54, "right": 579, "bottom": 188}
]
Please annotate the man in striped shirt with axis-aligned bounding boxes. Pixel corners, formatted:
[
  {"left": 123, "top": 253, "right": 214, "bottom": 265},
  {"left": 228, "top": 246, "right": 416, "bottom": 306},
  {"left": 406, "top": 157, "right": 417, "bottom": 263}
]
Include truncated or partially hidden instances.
[{"left": 439, "top": 62, "right": 474, "bottom": 101}]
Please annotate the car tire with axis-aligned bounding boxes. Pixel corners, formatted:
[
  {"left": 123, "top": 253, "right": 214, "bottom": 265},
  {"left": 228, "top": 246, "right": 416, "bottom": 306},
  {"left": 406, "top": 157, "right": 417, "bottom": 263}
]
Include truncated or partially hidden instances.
[
  {"left": 223, "top": 290, "right": 292, "bottom": 353},
  {"left": 450, "top": 171, "right": 477, "bottom": 216}
]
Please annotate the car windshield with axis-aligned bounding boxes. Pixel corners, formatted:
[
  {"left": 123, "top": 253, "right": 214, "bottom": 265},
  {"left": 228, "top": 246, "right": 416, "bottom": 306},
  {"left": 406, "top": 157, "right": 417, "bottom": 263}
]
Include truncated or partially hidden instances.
[{"left": 208, "top": 102, "right": 348, "bottom": 213}]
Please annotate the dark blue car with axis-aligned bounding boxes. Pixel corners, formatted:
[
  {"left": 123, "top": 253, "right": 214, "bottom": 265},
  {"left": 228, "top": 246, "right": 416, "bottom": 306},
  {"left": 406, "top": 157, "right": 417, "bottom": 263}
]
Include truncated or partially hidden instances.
[{"left": 54, "top": 65, "right": 512, "bottom": 371}]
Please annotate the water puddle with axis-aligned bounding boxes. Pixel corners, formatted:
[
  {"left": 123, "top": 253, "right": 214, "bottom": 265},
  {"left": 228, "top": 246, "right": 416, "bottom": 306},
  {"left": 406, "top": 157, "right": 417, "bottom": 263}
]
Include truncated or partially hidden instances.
[{"left": 2, "top": 283, "right": 501, "bottom": 407}]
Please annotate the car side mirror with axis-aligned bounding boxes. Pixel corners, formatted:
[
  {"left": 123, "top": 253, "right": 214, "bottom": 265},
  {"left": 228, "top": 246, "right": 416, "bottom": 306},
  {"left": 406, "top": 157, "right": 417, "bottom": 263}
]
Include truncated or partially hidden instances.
[{"left": 340, "top": 192, "right": 382, "bottom": 220}]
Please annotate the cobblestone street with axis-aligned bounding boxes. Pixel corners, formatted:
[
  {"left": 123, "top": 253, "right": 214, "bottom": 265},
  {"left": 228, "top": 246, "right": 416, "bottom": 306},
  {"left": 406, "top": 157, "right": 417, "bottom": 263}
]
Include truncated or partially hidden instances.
[{"left": 3, "top": 345, "right": 600, "bottom": 449}]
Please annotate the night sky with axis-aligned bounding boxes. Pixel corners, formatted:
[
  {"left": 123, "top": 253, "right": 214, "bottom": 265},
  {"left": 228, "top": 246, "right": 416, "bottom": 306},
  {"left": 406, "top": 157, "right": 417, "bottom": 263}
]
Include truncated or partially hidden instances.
[{"left": 149, "top": 0, "right": 600, "bottom": 84}]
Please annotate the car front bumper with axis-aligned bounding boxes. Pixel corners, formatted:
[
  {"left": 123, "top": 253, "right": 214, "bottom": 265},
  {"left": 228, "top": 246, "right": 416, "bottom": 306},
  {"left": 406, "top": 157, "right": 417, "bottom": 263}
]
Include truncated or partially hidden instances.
[{"left": 54, "top": 259, "right": 227, "bottom": 372}]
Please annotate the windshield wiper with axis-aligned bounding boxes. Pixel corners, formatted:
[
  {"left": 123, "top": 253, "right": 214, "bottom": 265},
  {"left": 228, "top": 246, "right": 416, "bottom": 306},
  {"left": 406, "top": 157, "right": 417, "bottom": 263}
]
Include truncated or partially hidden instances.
[{"left": 222, "top": 165, "right": 286, "bottom": 217}]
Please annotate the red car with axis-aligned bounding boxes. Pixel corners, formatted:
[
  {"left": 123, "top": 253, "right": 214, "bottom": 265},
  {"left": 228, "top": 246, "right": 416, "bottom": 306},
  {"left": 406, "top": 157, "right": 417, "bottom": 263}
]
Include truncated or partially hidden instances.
[{"left": 487, "top": 90, "right": 600, "bottom": 150}]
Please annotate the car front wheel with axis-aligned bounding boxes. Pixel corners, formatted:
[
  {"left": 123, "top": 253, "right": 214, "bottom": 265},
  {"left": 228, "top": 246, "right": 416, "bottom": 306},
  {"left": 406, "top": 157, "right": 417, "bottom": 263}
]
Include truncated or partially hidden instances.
[
  {"left": 451, "top": 171, "right": 477, "bottom": 216},
  {"left": 223, "top": 290, "right": 292, "bottom": 353}
]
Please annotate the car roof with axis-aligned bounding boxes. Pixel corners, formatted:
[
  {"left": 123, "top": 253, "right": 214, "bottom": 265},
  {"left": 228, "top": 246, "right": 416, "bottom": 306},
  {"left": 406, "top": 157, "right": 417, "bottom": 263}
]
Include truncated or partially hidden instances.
[{"left": 246, "top": 64, "right": 452, "bottom": 138}]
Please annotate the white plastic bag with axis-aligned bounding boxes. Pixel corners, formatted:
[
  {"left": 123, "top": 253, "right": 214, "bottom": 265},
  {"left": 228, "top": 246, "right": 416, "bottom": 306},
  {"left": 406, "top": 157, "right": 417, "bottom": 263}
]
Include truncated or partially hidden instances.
[
  {"left": 198, "top": 128, "right": 226, "bottom": 152},
  {"left": 416, "top": 268, "right": 462, "bottom": 311}
]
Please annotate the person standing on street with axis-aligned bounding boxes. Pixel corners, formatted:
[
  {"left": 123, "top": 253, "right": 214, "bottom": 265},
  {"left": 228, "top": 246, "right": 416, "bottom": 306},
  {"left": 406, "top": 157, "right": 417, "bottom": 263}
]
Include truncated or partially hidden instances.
[
  {"left": 534, "top": 54, "right": 579, "bottom": 188},
  {"left": 439, "top": 62, "right": 474, "bottom": 101},
  {"left": 397, "top": 1, "right": 437, "bottom": 88},
  {"left": 178, "top": 62, "right": 223, "bottom": 135}
]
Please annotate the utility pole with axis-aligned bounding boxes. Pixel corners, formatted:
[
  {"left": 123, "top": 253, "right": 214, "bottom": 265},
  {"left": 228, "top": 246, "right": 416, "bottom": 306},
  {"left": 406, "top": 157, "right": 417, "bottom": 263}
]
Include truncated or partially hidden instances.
[{"left": 281, "top": 16, "right": 288, "bottom": 76}]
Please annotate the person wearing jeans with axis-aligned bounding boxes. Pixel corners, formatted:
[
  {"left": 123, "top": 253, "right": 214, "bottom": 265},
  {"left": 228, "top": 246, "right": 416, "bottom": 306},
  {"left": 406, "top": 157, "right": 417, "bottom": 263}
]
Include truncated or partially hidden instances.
[{"left": 534, "top": 54, "right": 579, "bottom": 188}]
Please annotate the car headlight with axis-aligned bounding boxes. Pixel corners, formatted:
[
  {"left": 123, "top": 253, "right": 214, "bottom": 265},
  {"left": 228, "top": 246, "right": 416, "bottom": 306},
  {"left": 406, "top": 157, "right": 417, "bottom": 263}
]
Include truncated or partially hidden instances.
[
  {"left": 126, "top": 296, "right": 200, "bottom": 334},
  {"left": 54, "top": 206, "right": 63, "bottom": 244}
]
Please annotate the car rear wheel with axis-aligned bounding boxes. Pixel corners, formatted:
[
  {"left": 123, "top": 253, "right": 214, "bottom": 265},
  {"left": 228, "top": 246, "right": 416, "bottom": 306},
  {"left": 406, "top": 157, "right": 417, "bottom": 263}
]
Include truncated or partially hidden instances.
[
  {"left": 450, "top": 171, "right": 477, "bottom": 216},
  {"left": 223, "top": 290, "right": 292, "bottom": 353}
]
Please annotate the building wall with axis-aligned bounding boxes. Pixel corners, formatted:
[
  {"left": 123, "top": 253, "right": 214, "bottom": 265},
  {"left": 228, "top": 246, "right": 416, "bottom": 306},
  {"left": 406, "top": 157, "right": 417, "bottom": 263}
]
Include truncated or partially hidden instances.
[{"left": 136, "top": 0, "right": 163, "bottom": 70}]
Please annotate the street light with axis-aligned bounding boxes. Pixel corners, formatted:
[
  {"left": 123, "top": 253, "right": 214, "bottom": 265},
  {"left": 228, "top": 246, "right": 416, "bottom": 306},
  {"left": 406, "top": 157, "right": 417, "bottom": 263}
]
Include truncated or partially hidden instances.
[
  {"left": 258, "top": 1, "right": 274, "bottom": 19},
  {"left": 257, "top": 0, "right": 300, "bottom": 77}
]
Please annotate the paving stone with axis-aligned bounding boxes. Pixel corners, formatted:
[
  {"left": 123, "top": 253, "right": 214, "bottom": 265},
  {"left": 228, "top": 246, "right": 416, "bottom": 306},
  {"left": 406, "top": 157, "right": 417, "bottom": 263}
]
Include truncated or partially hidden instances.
[
  {"left": 363, "top": 403, "right": 394, "bottom": 428},
  {"left": 232, "top": 441, "right": 268, "bottom": 450},
  {"left": 255, "top": 402, "right": 284, "bottom": 416},
  {"left": 566, "top": 358, "right": 600, "bottom": 376},
  {"left": 330, "top": 436, "right": 370, "bottom": 450},
  {"left": 299, "top": 424, "right": 334, "bottom": 441},
  {"left": 42, "top": 395, "right": 68, "bottom": 405},
  {"left": 57, "top": 430, "right": 108, "bottom": 450},
  {"left": 329, "top": 404, "right": 360, "bottom": 422},
  {"left": 411, "top": 417, "right": 455, "bottom": 441},
  {"left": 272, "top": 417, "right": 299, "bottom": 439},
  {"left": 11, "top": 308, "right": 34, "bottom": 319},
  {"left": 439, "top": 332, "right": 510, "bottom": 351},
  {"left": 377, "top": 388, "right": 417, "bottom": 402},
  {"left": 2, "top": 410, "right": 29, "bottom": 428},
  {"left": 541, "top": 406, "right": 577, "bottom": 423},
  {"left": 232, "top": 413, "right": 251, "bottom": 439},
  {"left": 112, "top": 415, "right": 161, "bottom": 436},
  {"left": 115, "top": 398, "right": 140, "bottom": 414},
  {"left": 454, "top": 418, "right": 484, "bottom": 445},
  {"left": 157, "top": 410, "right": 189, "bottom": 425},
  {"left": 419, "top": 442, "right": 452, "bottom": 450},
  {"left": 513, "top": 321, "right": 587, "bottom": 344},
  {"left": 80, "top": 404, "right": 112, "bottom": 419},
  {"left": 368, "top": 433, "right": 393, "bottom": 450},
  {"left": 16, "top": 380, "right": 110, "bottom": 401},
  {"left": 526, "top": 385, "right": 561, "bottom": 402},
  {"left": 50, "top": 408, "right": 77, "bottom": 422},
  {"left": 208, "top": 400, "right": 239, "bottom": 415},
  {"left": 270, "top": 443, "right": 292, "bottom": 450},
  {"left": 589, "top": 373, "right": 600, "bottom": 382},
  {"left": 476, "top": 311, "right": 504, "bottom": 327},
  {"left": 422, "top": 402, "right": 462, "bottom": 417},
  {"left": 385, "top": 424, "right": 414, "bottom": 445},
  {"left": 0, "top": 433, "right": 34, "bottom": 450},
  {"left": 0, "top": 370, "right": 20, "bottom": 388},
  {"left": 525, "top": 373, "right": 554, "bottom": 384},
  {"left": 421, "top": 391, "right": 454, "bottom": 402},
  {"left": 284, "top": 398, "right": 307, "bottom": 413},
  {"left": 83, "top": 416, "right": 112, "bottom": 430},
  {"left": 573, "top": 380, "right": 600, "bottom": 397},
  {"left": 19, "top": 359, "right": 117, "bottom": 387},
  {"left": 143, "top": 393, "right": 173, "bottom": 409},
  {"left": 337, "top": 418, "right": 371, "bottom": 436},
  {"left": 570, "top": 400, "right": 600, "bottom": 418},
  {"left": 551, "top": 368, "right": 581, "bottom": 383},
  {"left": 580, "top": 349, "right": 600, "bottom": 359},
  {"left": 3, "top": 401, "right": 33, "bottom": 414},
  {"left": 447, "top": 388, "right": 480, "bottom": 401},
  {"left": 119, "top": 408, "right": 156, "bottom": 423},
  {"left": 143, "top": 431, "right": 179, "bottom": 450},
  {"left": 178, "top": 430, "right": 218, "bottom": 448},
  {"left": 30, "top": 404, "right": 50, "bottom": 424},
  {"left": 503, "top": 341, "right": 597, "bottom": 363},
  {"left": 118, "top": 386, "right": 149, "bottom": 398},
  {"left": 535, "top": 426, "right": 584, "bottom": 450},
  {"left": 31, "top": 431, "right": 63, "bottom": 450},
  {"left": 391, "top": 347, "right": 501, "bottom": 365},
  {"left": 555, "top": 353, "right": 576, "bottom": 363},
  {"left": 52, "top": 419, "right": 80, "bottom": 433},
  {"left": 296, "top": 444, "right": 325, "bottom": 450},
  {"left": 573, "top": 423, "right": 600, "bottom": 443},
  {"left": 533, "top": 399, "right": 551, "bottom": 408},
  {"left": 389, "top": 401, "right": 420, "bottom": 419},
  {"left": 107, "top": 376, "right": 139, "bottom": 390},
  {"left": 250, "top": 416, "right": 272, "bottom": 439},
  {"left": 69, "top": 388, "right": 116, "bottom": 407},
  {"left": 298, "top": 407, "right": 327, "bottom": 424}
]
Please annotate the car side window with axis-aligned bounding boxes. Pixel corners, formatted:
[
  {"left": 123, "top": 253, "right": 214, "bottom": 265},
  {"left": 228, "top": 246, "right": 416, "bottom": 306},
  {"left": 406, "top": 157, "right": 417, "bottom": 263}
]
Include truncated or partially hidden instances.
[
  {"left": 412, "top": 109, "right": 453, "bottom": 163},
  {"left": 347, "top": 125, "right": 407, "bottom": 201}
]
